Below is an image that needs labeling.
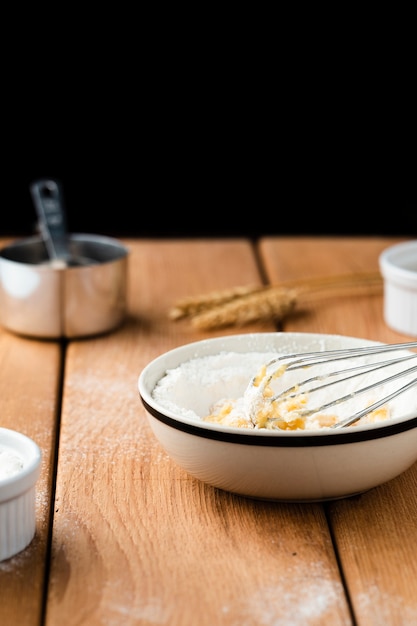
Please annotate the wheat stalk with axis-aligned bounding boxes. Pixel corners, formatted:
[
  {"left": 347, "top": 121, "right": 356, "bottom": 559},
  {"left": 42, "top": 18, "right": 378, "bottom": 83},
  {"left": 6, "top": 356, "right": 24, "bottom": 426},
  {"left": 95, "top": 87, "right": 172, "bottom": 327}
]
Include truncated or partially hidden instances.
[
  {"left": 192, "top": 287, "right": 298, "bottom": 329},
  {"left": 168, "top": 284, "right": 264, "bottom": 320},
  {"left": 169, "top": 271, "right": 382, "bottom": 330}
]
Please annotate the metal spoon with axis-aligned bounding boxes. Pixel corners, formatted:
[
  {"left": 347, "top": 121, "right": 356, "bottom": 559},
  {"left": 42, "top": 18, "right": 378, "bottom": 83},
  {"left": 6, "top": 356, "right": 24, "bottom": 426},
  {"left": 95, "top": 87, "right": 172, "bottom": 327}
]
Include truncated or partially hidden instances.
[{"left": 30, "top": 178, "right": 95, "bottom": 267}]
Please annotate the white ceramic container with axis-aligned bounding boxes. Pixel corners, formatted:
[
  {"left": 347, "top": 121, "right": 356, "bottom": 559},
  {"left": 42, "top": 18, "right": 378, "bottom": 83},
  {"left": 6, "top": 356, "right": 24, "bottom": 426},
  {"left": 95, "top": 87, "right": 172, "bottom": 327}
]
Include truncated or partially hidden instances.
[
  {"left": 0, "top": 428, "right": 42, "bottom": 561},
  {"left": 379, "top": 239, "right": 417, "bottom": 337}
]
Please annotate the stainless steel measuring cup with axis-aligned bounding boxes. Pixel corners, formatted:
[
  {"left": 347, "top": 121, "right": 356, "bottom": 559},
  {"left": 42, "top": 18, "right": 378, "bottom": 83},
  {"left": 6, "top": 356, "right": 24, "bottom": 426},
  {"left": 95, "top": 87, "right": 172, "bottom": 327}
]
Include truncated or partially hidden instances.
[{"left": 0, "top": 233, "right": 129, "bottom": 339}]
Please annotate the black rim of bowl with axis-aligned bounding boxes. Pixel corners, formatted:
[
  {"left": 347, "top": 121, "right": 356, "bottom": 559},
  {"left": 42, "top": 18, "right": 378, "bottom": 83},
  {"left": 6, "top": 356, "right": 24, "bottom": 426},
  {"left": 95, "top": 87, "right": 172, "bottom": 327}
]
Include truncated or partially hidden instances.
[{"left": 140, "top": 397, "right": 417, "bottom": 447}]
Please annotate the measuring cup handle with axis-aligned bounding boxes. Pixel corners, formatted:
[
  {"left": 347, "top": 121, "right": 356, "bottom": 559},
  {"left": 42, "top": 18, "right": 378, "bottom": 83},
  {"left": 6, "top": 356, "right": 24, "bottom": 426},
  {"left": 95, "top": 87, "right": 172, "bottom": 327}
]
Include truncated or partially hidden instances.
[{"left": 30, "top": 179, "right": 69, "bottom": 260}]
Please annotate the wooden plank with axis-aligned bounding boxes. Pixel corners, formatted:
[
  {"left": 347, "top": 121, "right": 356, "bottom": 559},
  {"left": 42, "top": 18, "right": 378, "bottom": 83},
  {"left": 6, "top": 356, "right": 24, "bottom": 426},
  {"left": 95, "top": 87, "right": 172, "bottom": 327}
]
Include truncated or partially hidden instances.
[
  {"left": 259, "top": 236, "right": 417, "bottom": 626},
  {"left": 45, "top": 239, "right": 351, "bottom": 625},
  {"left": 0, "top": 312, "right": 61, "bottom": 624}
]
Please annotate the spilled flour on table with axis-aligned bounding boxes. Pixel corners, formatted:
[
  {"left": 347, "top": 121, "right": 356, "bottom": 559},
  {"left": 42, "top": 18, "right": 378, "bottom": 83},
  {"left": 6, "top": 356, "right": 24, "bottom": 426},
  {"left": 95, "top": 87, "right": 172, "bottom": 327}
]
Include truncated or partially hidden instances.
[
  {"left": 243, "top": 580, "right": 342, "bottom": 625},
  {"left": 216, "top": 561, "right": 347, "bottom": 625},
  {"left": 356, "top": 583, "right": 417, "bottom": 625}
]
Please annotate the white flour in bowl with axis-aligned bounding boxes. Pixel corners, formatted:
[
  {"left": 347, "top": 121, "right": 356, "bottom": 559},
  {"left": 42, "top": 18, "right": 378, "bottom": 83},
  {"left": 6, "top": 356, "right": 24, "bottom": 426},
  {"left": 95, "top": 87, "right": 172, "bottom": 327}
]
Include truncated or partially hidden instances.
[
  {"left": 152, "top": 352, "right": 277, "bottom": 422},
  {"left": 152, "top": 350, "right": 417, "bottom": 431}
]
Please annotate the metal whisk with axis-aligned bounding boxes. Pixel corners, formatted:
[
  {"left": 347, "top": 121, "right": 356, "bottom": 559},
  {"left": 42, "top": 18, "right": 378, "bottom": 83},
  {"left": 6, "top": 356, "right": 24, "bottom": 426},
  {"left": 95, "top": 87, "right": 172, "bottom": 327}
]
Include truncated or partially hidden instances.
[{"left": 245, "top": 341, "right": 417, "bottom": 429}]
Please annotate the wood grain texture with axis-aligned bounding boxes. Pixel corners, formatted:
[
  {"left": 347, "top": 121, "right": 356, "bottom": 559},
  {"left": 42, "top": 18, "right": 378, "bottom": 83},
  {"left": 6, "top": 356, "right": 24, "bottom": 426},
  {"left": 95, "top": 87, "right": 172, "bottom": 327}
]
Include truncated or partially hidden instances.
[
  {"left": 0, "top": 315, "right": 61, "bottom": 625},
  {"left": 45, "top": 239, "right": 350, "bottom": 625},
  {"left": 259, "top": 236, "right": 417, "bottom": 626},
  {"left": 3, "top": 236, "right": 414, "bottom": 625}
]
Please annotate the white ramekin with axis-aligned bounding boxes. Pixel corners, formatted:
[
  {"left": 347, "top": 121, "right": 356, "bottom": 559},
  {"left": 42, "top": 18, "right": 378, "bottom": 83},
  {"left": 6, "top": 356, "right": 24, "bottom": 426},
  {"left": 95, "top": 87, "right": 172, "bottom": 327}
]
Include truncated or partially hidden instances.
[
  {"left": 0, "top": 428, "right": 42, "bottom": 561},
  {"left": 379, "top": 240, "right": 417, "bottom": 337}
]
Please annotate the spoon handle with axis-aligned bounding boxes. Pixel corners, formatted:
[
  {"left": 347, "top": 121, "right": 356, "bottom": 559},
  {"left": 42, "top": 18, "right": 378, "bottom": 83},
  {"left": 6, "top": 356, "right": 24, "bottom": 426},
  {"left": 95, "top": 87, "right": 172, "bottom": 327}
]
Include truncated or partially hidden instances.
[{"left": 30, "top": 178, "right": 69, "bottom": 262}]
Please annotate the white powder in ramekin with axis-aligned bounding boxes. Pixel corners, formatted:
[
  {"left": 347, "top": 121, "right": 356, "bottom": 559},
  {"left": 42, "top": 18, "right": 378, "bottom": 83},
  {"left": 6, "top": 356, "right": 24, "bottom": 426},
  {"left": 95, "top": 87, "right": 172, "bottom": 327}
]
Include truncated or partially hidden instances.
[{"left": 0, "top": 446, "right": 24, "bottom": 480}]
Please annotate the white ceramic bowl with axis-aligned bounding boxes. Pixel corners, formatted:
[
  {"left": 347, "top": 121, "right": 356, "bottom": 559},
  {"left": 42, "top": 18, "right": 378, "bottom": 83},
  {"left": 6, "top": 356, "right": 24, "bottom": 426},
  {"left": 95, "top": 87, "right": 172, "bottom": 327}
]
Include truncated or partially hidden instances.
[
  {"left": 0, "top": 428, "right": 42, "bottom": 561},
  {"left": 138, "top": 332, "right": 417, "bottom": 502},
  {"left": 379, "top": 239, "right": 417, "bottom": 337}
]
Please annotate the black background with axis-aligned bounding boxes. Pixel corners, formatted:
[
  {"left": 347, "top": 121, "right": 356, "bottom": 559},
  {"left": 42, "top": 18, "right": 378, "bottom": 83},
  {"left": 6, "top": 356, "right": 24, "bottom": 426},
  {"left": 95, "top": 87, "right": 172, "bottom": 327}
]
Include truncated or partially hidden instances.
[
  {"left": 3, "top": 147, "right": 416, "bottom": 239},
  {"left": 2, "top": 7, "right": 416, "bottom": 241},
  {"left": 2, "top": 68, "right": 416, "bottom": 239}
]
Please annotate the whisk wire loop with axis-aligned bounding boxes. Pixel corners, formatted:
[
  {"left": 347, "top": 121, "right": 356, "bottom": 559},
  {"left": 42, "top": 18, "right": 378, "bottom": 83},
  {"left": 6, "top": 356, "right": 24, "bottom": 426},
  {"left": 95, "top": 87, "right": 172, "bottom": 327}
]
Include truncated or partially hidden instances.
[
  {"left": 262, "top": 341, "right": 417, "bottom": 375},
  {"left": 333, "top": 376, "right": 417, "bottom": 428},
  {"left": 247, "top": 341, "right": 417, "bottom": 429},
  {"left": 272, "top": 355, "right": 417, "bottom": 402}
]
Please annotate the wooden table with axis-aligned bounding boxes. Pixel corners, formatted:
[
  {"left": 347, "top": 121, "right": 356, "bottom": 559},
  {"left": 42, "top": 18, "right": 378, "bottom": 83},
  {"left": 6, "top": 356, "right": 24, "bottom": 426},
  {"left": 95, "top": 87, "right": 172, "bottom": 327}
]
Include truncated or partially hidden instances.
[{"left": 1, "top": 235, "right": 416, "bottom": 626}]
